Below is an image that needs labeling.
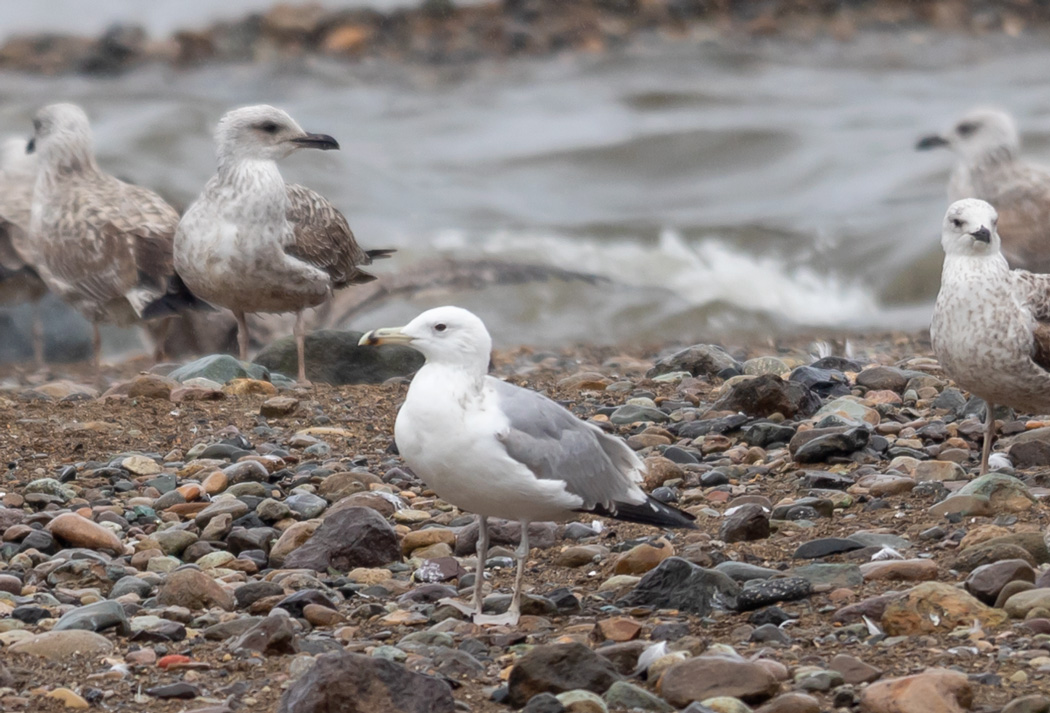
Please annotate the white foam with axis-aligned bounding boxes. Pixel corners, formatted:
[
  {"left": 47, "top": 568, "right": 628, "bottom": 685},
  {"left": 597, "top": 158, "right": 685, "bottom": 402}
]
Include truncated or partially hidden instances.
[{"left": 431, "top": 226, "right": 878, "bottom": 329}]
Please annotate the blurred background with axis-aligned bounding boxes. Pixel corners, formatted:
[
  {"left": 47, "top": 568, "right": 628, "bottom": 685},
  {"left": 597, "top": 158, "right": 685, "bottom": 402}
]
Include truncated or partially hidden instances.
[{"left": 1, "top": 0, "right": 1047, "bottom": 358}]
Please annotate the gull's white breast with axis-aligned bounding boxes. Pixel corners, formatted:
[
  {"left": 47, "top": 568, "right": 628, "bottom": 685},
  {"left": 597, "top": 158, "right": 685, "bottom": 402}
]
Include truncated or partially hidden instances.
[{"left": 394, "top": 366, "right": 585, "bottom": 522}]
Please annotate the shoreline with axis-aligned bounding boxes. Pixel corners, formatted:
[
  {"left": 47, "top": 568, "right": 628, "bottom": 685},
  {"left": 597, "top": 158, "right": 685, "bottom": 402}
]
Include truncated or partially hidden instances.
[{"left": 0, "top": 0, "right": 1046, "bottom": 75}]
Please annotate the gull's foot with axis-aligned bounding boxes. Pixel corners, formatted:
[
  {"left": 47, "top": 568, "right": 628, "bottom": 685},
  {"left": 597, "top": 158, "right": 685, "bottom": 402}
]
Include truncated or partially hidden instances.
[{"left": 473, "top": 610, "right": 520, "bottom": 627}]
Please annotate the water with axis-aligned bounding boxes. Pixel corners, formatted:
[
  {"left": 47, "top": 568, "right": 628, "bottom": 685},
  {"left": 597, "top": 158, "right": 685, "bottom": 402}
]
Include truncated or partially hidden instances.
[{"left": 4, "top": 27, "right": 1050, "bottom": 350}]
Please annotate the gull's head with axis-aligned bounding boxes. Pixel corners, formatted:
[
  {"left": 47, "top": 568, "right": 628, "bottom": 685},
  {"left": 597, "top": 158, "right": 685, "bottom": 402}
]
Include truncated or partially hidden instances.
[
  {"left": 359, "top": 306, "right": 492, "bottom": 372},
  {"left": 215, "top": 104, "right": 339, "bottom": 166},
  {"left": 917, "top": 107, "right": 1019, "bottom": 163},
  {"left": 941, "top": 198, "right": 1000, "bottom": 257},
  {"left": 30, "top": 103, "right": 95, "bottom": 170}
]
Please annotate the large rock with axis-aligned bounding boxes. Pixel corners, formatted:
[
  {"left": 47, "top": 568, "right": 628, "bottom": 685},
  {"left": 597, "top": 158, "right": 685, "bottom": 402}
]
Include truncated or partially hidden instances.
[
  {"left": 712, "top": 374, "right": 819, "bottom": 419},
  {"left": 965, "top": 560, "right": 1037, "bottom": 605},
  {"left": 658, "top": 656, "right": 781, "bottom": 708},
  {"left": 53, "top": 600, "right": 130, "bottom": 634},
  {"left": 1002, "top": 588, "right": 1050, "bottom": 619},
  {"left": 954, "top": 473, "right": 1035, "bottom": 513},
  {"left": 169, "top": 354, "right": 271, "bottom": 384},
  {"left": 254, "top": 329, "right": 423, "bottom": 385},
  {"left": 454, "top": 519, "right": 557, "bottom": 556},
  {"left": 8, "top": 630, "right": 114, "bottom": 660},
  {"left": 646, "top": 344, "right": 739, "bottom": 379},
  {"left": 45, "top": 512, "right": 123, "bottom": 554},
  {"left": 617, "top": 557, "right": 739, "bottom": 615},
  {"left": 860, "top": 668, "right": 972, "bottom": 713},
  {"left": 507, "top": 643, "right": 622, "bottom": 707},
  {"left": 277, "top": 650, "right": 454, "bottom": 713},
  {"left": 880, "top": 582, "right": 1007, "bottom": 635},
  {"left": 719, "top": 504, "right": 770, "bottom": 543},
  {"left": 157, "top": 567, "right": 235, "bottom": 611},
  {"left": 283, "top": 507, "right": 400, "bottom": 571}
]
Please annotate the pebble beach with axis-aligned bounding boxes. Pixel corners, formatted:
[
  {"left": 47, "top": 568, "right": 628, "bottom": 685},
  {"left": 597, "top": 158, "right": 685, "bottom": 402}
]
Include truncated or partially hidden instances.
[
  {"left": 1, "top": 329, "right": 1050, "bottom": 713},
  {"left": 4, "top": 2, "right": 1050, "bottom": 713}
]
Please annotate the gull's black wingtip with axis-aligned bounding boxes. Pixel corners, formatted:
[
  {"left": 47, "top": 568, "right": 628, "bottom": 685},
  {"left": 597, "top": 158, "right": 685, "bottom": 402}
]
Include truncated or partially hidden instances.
[
  {"left": 583, "top": 496, "right": 698, "bottom": 530},
  {"left": 142, "top": 274, "right": 216, "bottom": 320}
]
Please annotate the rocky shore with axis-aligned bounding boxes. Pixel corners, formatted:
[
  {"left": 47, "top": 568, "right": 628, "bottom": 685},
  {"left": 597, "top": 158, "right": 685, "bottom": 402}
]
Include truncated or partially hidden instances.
[
  {"left": 1, "top": 331, "right": 1050, "bottom": 712},
  {"left": 0, "top": 0, "right": 1048, "bottom": 76}
]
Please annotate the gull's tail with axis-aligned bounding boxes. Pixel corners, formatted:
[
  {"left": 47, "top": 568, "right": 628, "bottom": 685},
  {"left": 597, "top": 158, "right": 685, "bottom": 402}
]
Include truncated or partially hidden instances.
[
  {"left": 585, "top": 497, "right": 698, "bottom": 530},
  {"left": 141, "top": 273, "right": 216, "bottom": 320},
  {"left": 367, "top": 248, "right": 395, "bottom": 261}
]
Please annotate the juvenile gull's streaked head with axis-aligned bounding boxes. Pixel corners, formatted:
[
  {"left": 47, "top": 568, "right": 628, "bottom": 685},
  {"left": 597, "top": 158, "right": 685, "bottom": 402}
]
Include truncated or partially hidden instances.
[
  {"left": 941, "top": 198, "right": 1000, "bottom": 257},
  {"left": 215, "top": 105, "right": 339, "bottom": 167},
  {"left": 917, "top": 107, "right": 1019, "bottom": 164},
  {"left": 30, "top": 103, "right": 97, "bottom": 173},
  {"left": 360, "top": 306, "right": 492, "bottom": 373}
]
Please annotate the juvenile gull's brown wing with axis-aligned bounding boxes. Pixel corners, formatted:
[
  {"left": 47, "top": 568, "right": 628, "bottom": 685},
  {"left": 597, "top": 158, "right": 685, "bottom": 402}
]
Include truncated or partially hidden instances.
[
  {"left": 1013, "top": 269, "right": 1050, "bottom": 373},
  {"left": 283, "top": 183, "right": 384, "bottom": 288}
]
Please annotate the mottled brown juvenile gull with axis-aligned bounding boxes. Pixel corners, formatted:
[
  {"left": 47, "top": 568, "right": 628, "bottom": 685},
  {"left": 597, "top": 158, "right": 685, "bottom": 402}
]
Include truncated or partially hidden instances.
[
  {"left": 918, "top": 107, "right": 1050, "bottom": 273},
  {"left": 175, "top": 104, "right": 392, "bottom": 383},
  {"left": 931, "top": 198, "right": 1050, "bottom": 474},
  {"left": 29, "top": 103, "right": 205, "bottom": 379},
  {"left": 0, "top": 136, "right": 48, "bottom": 367},
  {"left": 360, "top": 306, "right": 696, "bottom": 625}
]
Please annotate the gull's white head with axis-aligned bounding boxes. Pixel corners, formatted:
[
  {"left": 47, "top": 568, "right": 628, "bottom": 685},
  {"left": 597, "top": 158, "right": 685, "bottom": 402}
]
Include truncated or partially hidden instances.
[
  {"left": 941, "top": 198, "right": 1000, "bottom": 257},
  {"left": 30, "top": 103, "right": 97, "bottom": 173},
  {"left": 215, "top": 104, "right": 339, "bottom": 168},
  {"left": 917, "top": 107, "right": 1019, "bottom": 164},
  {"left": 360, "top": 306, "right": 492, "bottom": 372}
]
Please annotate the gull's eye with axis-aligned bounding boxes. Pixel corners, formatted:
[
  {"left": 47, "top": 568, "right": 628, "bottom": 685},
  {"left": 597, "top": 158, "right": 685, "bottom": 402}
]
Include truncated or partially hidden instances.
[
  {"left": 434, "top": 323, "right": 447, "bottom": 333},
  {"left": 951, "top": 218, "right": 963, "bottom": 228},
  {"left": 32, "top": 119, "right": 41, "bottom": 132},
  {"left": 257, "top": 121, "right": 280, "bottom": 134},
  {"left": 957, "top": 122, "right": 978, "bottom": 137}
]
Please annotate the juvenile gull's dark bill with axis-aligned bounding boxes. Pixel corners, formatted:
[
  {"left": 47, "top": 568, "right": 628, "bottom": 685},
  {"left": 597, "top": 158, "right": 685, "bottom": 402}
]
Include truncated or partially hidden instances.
[
  {"left": 175, "top": 104, "right": 393, "bottom": 384},
  {"left": 360, "top": 306, "right": 696, "bottom": 625},
  {"left": 918, "top": 107, "right": 1050, "bottom": 273},
  {"left": 0, "top": 136, "right": 47, "bottom": 368},
  {"left": 931, "top": 198, "right": 1050, "bottom": 474},
  {"left": 28, "top": 103, "right": 209, "bottom": 382}
]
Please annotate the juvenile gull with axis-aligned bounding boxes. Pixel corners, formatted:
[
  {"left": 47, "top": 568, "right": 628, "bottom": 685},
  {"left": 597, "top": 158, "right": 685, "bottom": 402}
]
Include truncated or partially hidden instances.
[
  {"left": 360, "top": 306, "right": 696, "bottom": 625},
  {"left": 29, "top": 103, "right": 205, "bottom": 379},
  {"left": 0, "top": 136, "right": 47, "bottom": 367},
  {"left": 931, "top": 198, "right": 1050, "bottom": 473},
  {"left": 918, "top": 107, "right": 1050, "bottom": 273},
  {"left": 175, "top": 104, "right": 392, "bottom": 383}
]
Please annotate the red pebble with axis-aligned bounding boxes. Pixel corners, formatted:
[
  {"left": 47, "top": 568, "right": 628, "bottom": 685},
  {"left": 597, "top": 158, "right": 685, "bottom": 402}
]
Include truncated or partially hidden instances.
[{"left": 157, "top": 655, "right": 192, "bottom": 669}]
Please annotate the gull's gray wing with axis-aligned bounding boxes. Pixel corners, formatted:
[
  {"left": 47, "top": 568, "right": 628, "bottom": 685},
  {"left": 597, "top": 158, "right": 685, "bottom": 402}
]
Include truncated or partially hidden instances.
[{"left": 489, "top": 377, "right": 643, "bottom": 510}]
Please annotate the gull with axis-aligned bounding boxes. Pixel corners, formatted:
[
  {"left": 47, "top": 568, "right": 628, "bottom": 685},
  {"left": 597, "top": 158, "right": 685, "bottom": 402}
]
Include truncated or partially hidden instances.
[
  {"left": 29, "top": 103, "right": 206, "bottom": 381},
  {"left": 931, "top": 198, "right": 1050, "bottom": 473},
  {"left": 175, "top": 104, "right": 392, "bottom": 384},
  {"left": 360, "top": 306, "right": 697, "bottom": 625},
  {"left": 0, "top": 136, "right": 48, "bottom": 367},
  {"left": 918, "top": 107, "right": 1050, "bottom": 273}
]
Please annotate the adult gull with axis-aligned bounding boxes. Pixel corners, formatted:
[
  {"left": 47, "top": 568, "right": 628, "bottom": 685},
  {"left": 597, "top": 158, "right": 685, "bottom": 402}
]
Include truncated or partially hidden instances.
[
  {"left": 360, "top": 306, "right": 696, "bottom": 625},
  {"left": 931, "top": 198, "right": 1050, "bottom": 473},
  {"left": 29, "top": 103, "right": 207, "bottom": 380},
  {"left": 175, "top": 105, "right": 392, "bottom": 384},
  {"left": 918, "top": 107, "right": 1050, "bottom": 273}
]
